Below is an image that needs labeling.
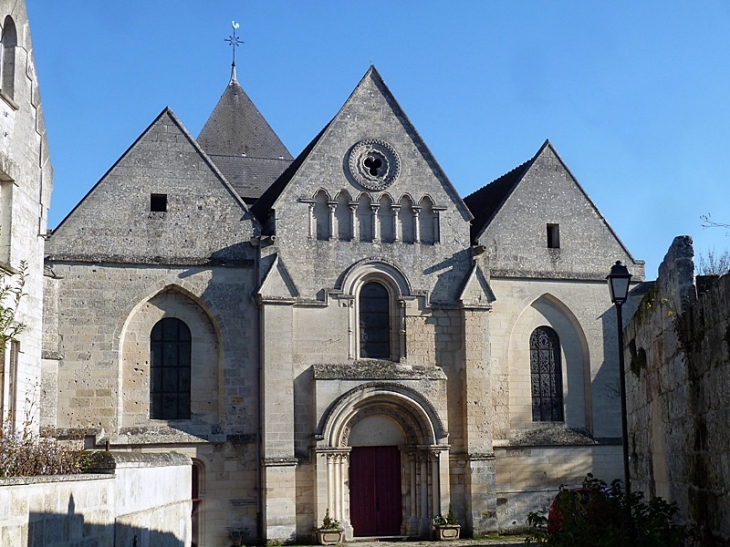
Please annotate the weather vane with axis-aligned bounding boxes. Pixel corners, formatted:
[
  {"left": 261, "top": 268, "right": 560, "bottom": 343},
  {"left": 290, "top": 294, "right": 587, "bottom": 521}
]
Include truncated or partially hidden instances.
[{"left": 225, "top": 21, "right": 243, "bottom": 68}]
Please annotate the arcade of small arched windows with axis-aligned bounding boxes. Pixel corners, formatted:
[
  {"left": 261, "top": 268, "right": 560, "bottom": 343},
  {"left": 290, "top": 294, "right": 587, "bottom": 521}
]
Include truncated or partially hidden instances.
[{"left": 305, "top": 190, "right": 442, "bottom": 244}]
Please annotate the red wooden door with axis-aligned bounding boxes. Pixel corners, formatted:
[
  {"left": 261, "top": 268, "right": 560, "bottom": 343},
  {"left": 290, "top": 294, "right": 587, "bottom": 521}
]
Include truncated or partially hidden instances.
[{"left": 350, "top": 446, "right": 402, "bottom": 536}]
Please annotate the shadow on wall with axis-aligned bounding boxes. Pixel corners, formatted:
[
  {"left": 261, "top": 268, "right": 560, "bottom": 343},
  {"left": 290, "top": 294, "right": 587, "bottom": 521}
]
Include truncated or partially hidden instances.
[
  {"left": 595, "top": 282, "right": 652, "bottom": 443},
  {"left": 24, "top": 494, "right": 186, "bottom": 547}
]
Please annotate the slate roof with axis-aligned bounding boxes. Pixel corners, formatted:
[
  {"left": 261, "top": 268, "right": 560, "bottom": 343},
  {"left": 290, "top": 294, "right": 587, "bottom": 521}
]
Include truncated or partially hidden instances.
[
  {"left": 463, "top": 146, "right": 540, "bottom": 243},
  {"left": 251, "top": 123, "right": 330, "bottom": 223},
  {"left": 197, "top": 75, "right": 293, "bottom": 201},
  {"left": 207, "top": 154, "right": 293, "bottom": 204}
]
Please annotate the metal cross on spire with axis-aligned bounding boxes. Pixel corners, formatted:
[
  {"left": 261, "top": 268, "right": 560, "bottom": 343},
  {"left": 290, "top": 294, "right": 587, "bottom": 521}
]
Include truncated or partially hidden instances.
[{"left": 225, "top": 21, "right": 243, "bottom": 82}]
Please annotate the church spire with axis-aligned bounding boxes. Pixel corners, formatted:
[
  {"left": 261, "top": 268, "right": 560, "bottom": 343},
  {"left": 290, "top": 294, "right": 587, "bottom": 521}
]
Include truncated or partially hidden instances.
[{"left": 225, "top": 21, "right": 243, "bottom": 83}]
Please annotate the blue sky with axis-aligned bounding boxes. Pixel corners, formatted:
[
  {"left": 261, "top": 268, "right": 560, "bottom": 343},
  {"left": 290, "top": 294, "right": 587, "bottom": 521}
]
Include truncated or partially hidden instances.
[{"left": 27, "top": 1, "right": 730, "bottom": 278}]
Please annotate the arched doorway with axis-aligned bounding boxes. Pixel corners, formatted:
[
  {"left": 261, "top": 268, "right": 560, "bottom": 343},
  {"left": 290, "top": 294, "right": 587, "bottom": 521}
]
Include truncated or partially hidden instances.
[
  {"left": 315, "top": 384, "right": 449, "bottom": 539},
  {"left": 348, "top": 415, "right": 404, "bottom": 536}
]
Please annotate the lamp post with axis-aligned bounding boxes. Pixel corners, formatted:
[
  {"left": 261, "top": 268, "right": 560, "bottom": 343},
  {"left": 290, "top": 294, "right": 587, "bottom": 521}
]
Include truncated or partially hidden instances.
[{"left": 607, "top": 260, "right": 632, "bottom": 503}]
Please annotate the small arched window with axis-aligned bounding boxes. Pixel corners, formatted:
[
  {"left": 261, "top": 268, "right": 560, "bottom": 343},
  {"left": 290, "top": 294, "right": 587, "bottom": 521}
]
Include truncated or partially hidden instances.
[
  {"left": 1, "top": 16, "right": 17, "bottom": 100},
  {"left": 314, "top": 190, "right": 330, "bottom": 240},
  {"left": 359, "top": 281, "right": 390, "bottom": 359},
  {"left": 150, "top": 317, "right": 191, "bottom": 419},
  {"left": 530, "top": 326, "right": 564, "bottom": 422}
]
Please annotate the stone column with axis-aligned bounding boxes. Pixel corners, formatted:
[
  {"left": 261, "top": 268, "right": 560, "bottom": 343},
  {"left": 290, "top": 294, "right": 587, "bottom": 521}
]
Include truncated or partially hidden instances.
[
  {"left": 307, "top": 203, "right": 315, "bottom": 238},
  {"left": 392, "top": 205, "right": 401, "bottom": 242},
  {"left": 315, "top": 448, "right": 352, "bottom": 538},
  {"left": 349, "top": 204, "right": 358, "bottom": 241},
  {"left": 397, "top": 299, "right": 407, "bottom": 361},
  {"left": 418, "top": 448, "right": 430, "bottom": 536},
  {"left": 371, "top": 205, "right": 380, "bottom": 242},
  {"left": 412, "top": 206, "right": 421, "bottom": 243},
  {"left": 328, "top": 202, "right": 337, "bottom": 241}
]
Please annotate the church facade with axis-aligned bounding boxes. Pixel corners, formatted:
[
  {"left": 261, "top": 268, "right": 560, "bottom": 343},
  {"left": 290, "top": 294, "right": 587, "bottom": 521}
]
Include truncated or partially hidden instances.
[{"left": 40, "top": 60, "right": 644, "bottom": 545}]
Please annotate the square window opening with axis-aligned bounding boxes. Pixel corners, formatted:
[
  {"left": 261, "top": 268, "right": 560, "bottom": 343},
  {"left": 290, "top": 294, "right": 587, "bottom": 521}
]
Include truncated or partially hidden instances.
[
  {"left": 547, "top": 224, "right": 560, "bottom": 249},
  {"left": 151, "top": 193, "right": 168, "bottom": 212}
]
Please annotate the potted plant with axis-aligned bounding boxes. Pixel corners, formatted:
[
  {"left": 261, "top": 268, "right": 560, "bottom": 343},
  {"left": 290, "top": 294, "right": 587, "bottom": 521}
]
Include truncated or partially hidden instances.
[
  {"left": 433, "top": 503, "right": 460, "bottom": 540},
  {"left": 316, "top": 508, "right": 344, "bottom": 545}
]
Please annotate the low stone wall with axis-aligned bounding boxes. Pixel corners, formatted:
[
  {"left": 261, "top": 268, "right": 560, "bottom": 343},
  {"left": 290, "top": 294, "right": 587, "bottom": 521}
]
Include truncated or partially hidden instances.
[
  {"left": 0, "top": 451, "right": 191, "bottom": 546},
  {"left": 494, "top": 444, "right": 622, "bottom": 531},
  {"left": 625, "top": 235, "right": 730, "bottom": 541}
]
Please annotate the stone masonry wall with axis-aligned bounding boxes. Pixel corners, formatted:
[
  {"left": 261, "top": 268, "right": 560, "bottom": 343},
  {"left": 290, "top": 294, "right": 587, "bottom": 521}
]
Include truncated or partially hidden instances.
[
  {"left": 626, "top": 235, "right": 730, "bottom": 540},
  {"left": 0, "top": 0, "right": 53, "bottom": 433}
]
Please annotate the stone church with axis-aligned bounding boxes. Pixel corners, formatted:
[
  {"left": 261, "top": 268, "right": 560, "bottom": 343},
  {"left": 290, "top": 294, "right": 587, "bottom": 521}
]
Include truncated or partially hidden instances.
[{"left": 30, "top": 19, "right": 645, "bottom": 547}]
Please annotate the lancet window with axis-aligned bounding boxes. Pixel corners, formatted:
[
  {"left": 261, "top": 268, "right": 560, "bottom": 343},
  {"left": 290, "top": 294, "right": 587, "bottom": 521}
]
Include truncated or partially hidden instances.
[
  {"left": 150, "top": 317, "right": 192, "bottom": 420},
  {"left": 530, "top": 326, "right": 564, "bottom": 422},
  {"left": 1, "top": 16, "right": 16, "bottom": 100}
]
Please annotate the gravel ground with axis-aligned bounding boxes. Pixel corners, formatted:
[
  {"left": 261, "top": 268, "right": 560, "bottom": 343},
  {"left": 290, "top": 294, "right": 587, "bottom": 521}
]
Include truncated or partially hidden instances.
[{"left": 349, "top": 537, "right": 529, "bottom": 547}]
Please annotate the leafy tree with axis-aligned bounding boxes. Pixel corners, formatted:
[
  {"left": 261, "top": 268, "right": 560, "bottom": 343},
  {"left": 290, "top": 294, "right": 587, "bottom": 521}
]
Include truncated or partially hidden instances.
[{"left": 0, "top": 260, "right": 26, "bottom": 347}]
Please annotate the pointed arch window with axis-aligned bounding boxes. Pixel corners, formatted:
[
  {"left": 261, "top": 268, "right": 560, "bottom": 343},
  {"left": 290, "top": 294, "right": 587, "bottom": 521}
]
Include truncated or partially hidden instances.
[
  {"left": 1, "top": 17, "right": 17, "bottom": 100},
  {"left": 359, "top": 281, "right": 390, "bottom": 359},
  {"left": 150, "top": 317, "right": 191, "bottom": 420},
  {"left": 530, "top": 326, "right": 564, "bottom": 422}
]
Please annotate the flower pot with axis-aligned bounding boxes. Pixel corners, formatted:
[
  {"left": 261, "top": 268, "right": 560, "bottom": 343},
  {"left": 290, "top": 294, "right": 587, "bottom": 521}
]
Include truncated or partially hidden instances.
[
  {"left": 434, "top": 524, "right": 461, "bottom": 540},
  {"left": 317, "top": 528, "right": 344, "bottom": 545}
]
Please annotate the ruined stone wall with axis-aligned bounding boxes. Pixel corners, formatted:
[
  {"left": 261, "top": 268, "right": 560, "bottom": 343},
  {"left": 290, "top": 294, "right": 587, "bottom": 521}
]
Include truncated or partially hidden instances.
[{"left": 626, "top": 235, "right": 730, "bottom": 540}]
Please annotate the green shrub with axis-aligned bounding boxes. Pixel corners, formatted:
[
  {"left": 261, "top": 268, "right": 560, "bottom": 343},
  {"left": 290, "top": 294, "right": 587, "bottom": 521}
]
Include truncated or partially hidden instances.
[
  {"left": 320, "top": 508, "right": 341, "bottom": 530},
  {"left": 526, "top": 474, "right": 692, "bottom": 547}
]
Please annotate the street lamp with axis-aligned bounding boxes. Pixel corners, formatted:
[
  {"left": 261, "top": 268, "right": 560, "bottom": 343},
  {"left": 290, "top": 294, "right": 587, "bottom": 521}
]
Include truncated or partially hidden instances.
[{"left": 607, "top": 260, "right": 632, "bottom": 502}]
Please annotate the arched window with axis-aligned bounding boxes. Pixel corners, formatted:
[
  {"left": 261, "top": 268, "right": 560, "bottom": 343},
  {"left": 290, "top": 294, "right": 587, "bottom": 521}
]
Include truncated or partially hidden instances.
[
  {"left": 335, "top": 191, "right": 352, "bottom": 240},
  {"left": 2, "top": 17, "right": 17, "bottom": 100},
  {"left": 356, "top": 194, "right": 373, "bottom": 242},
  {"left": 314, "top": 190, "right": 330, "bottom": 240},
  {"left": 359, "top": 281, "right": 390, "bottom": 359},
  {"left": 530, "top": 326, "right": 563, "bottom": 422},
  {"left": 150, "top": 317, "right": 191, "bottom": 419},
  {"left": 419, "top": 196, "right": 436, "bottom": 244},
  {"left": 378, "top": 194, "right": 394, "bottom": 243},
  {"left": 398, "top": 196, "right": 415, "bottom": 243}
]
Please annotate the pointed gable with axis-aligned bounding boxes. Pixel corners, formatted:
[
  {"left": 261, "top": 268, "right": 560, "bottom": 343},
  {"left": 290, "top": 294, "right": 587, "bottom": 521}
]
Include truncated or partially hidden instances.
[
  {"left": 468, "top": 141, "right": 644, "bottom": 280},
  {"left": 198, "top": 76, "right": 293, "bottom": 202},
  {"left": 251, "top": 66, "right": 474, "bottom": 303},
  {"left": 258, "top": 255, "right": 299, "bottom": 301},
  {"left": 254, "top": 66, "right": 472, "bottom": 223},
  {"left": 458, "top": 262, "right": 496, "bottom": 308},
  {"left": 47, "top": 108, "right": 257, "bottom": 265}
]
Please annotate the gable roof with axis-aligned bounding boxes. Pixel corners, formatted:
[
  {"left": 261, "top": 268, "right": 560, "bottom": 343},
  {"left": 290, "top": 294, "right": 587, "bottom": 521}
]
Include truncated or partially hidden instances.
[
  {"left": 463, "top": 146, "right": 539, "bottom": 243},
  {"left": 51, "top": 107, "right": 251, "bottom": 235},
  {"left": 197, "top": 75, "right": 293, "bottom": 201},
  {"left": 251, "top": 66, "right": 473, "bottom": 224},
  {"left": 464, "top": 139, "right": 640, "bottom": 265}
]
